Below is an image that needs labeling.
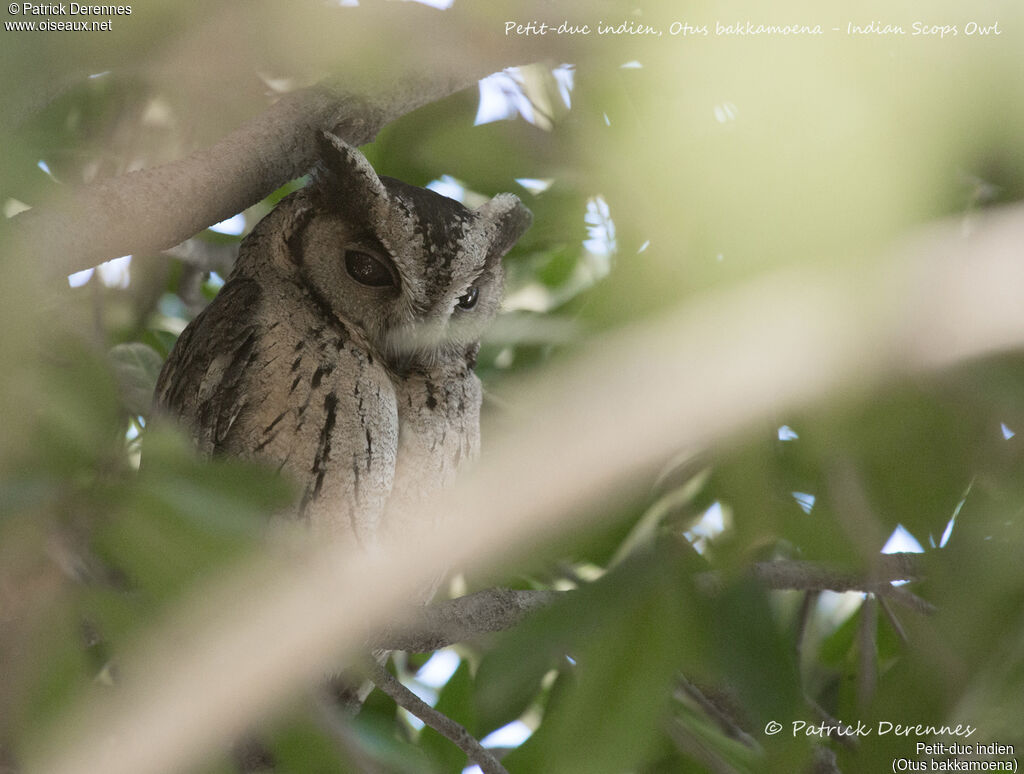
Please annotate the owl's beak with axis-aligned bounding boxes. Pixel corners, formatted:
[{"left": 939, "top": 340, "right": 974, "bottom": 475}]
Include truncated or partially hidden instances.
[{"left": 384, "top": 320, "right": 447, "bottom": 370}]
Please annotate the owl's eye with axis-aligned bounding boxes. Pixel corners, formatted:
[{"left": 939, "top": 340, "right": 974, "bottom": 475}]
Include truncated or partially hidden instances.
[
  {"left": 456, "top": 285, "right": 479, "bottom": 310},
  {"left": 345, "top": 250, "right": 395, "bottom": 287}
]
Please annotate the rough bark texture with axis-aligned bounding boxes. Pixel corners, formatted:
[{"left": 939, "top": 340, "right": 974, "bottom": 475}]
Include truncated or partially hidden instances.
[
  {"left": 751, "top": 552, "right": 922, "bottom": 592},
  {"left": 377, "top": 588, "right": 562, "bottom": 652},
  {"left": 376, "top": 555, "right": 928, "bottom": 655}
]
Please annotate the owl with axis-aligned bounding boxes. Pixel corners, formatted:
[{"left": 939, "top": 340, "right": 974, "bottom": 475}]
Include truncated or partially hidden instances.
[{"left": 155, "top": 132, "right": 531, "bottom": 553}]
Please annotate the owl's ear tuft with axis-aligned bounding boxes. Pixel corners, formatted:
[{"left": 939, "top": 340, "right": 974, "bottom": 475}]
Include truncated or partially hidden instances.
[
  {"left": 312, "top": 131, "right": 389, "bottom": 210},
  {"left": 280, "top": 199, "right": 316, "bottom": 266},
  {"left": 475, "top": 193, "right": 532, "bottom": 259}
]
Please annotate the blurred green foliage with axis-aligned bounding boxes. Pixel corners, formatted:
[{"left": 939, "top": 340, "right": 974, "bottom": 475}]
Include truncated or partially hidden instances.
[{"left": 3, "top": 1, "right": 1024, "bottom": 772}]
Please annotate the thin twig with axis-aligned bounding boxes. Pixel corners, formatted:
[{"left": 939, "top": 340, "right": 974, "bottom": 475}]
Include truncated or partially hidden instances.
[
  {"left": 663, "top": 718, "right": 745, "bottom": 774},
  {"left": 676, "top": 677, "right": 759, "bottom": 750},
  {"left": 369, "top": 663, "right": 508, "bottom": 774},
  {"left": 857, "top": 595, "right": 877, "bottom": 709},
  {"left": 804, "top": 695, "right": 858, "bottom": 750},
  {"left": 877, "top": 584, "right": 937, "bottom": 616},
  {"left": 809, "top": 746, "right": 843, "bottom": 774},
  {"left": 877, "top": 594, "right": 908, "bottom": 644},
  {"left": 795, "top": 589, "right": 819, "bottom": 660}
]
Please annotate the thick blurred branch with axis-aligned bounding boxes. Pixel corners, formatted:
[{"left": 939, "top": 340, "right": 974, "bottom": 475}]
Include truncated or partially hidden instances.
[
  {"left": 6, "top": 0, "right": 601, "bottom": 279},
  {"left": 13, "top": 77, "right": 483, "bottom": 278}
]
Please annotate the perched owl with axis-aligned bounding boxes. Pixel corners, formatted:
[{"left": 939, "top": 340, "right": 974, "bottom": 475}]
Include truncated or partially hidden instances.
[{"left": 155, "top": 132, "right": 531, "bottom": 553}]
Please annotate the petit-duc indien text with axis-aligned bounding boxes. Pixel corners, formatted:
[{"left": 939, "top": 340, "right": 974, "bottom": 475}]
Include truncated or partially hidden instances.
[{"left": 916, "top": 743, "right": 1014, "bottom": 756}]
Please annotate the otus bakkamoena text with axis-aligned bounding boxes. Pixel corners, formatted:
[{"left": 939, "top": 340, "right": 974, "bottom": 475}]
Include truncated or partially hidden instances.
[{"left": 156, "top": 132, "right": 531, "bottom": 551}]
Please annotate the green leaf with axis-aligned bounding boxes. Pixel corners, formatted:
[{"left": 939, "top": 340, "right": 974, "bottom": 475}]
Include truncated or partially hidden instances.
[
  {"left": 347, "top": 710, "right": 435, "bottom": 773},
  {"left": 90, "top": 427, "right": 291, "bottom": 604},
  {"left": 11, "top": 596, "right": 95, "bottom": 737},
  {"left": 141, "top": 329, "right": 179, "bottom": 360},
  {"left": 707, "top": 577, "right": 802, "bottom": 721},
  {"left": 472, "top": 592, "right": 580, "bottom": 739},
  {"left": 610, "top": 468, "right": 711, "bottom": 568},
  {"left": 500, "top": 541, "right": 695, "bottom": 774},
  {"left": 0, "top": 473, "right": 59, "bottom": 517},
  {"left": 138, "top": 427, "right": 294, "bottom": 535},
  {"left": 108, "top": 342, "right": 164, "bottom": 416},
  {"left": 271, "top": 714, "right": 347, "bottom": 772},
  {"left": 818, "top": 598, "right": 861, "bottom": 667},
  {"left": 32, "top": 341, "right": 123, "bottom": 475}
]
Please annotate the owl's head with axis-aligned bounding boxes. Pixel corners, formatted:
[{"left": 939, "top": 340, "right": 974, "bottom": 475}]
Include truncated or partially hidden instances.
[{"left": 269, "top": 132, "right": 531, "bottom": 373}]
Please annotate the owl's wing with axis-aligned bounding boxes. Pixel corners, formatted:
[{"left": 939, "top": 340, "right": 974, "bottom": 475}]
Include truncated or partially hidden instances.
[
  {"left": 156, "top": 278, "right": 400, "bottom": 544},
  {"left": 154, "top": 277, "right": 264, "bottom": 456}
]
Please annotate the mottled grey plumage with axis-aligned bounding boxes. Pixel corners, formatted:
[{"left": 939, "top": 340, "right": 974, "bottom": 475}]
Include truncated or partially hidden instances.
[{"left": 155, "top": 132, "right": 531, "bottom": 555}]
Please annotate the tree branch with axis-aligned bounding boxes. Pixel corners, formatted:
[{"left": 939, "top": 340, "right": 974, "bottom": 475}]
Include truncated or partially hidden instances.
[
  {"left": 751, "top": 553, "right": 921, "bottom": 591},
  {"left": 750, "top": 553, "right": 936, "bottom": 614},
  {"left": 375, "top": 555, "right": 929, "bottom": 657},
  {"left": 376, "top": 587, "right": 560, "bottom": 652},
  {"left": 12, "top": 71, "right": 491, "bottom": 279},
  {"left": 879, "top": 585, "right": 936, "bottom": 616},
  {"left": 857, "top": 594, "right": 878, "bottom": 709},
  {"left": 369, "top": 662, "right": 508, "bottom": 774},
  {"left": 676, "top": 677, "right": 760, "bottom": 750}
]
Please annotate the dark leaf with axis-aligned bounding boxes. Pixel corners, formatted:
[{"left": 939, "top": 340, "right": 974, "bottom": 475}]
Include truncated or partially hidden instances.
[{"left": 108, "top": 342, "right": 164, "bottom": 417}]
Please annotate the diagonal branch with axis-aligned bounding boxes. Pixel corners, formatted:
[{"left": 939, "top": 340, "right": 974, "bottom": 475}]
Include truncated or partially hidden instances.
[
  {"left": 369, "top": 662, "right": 508, "bottom": 774},
  {"left": 12, "top": 71, "right": 493, "bottom": 278}
]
